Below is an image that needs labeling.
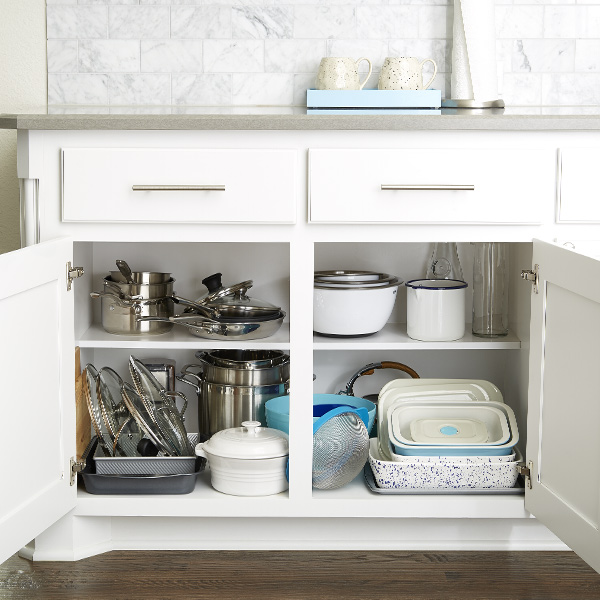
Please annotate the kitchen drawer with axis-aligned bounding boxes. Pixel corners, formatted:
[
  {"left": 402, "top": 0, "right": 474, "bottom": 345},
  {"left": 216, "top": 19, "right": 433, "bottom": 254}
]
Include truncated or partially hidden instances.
[
  {"left": 62, "top": 148, "right": 296, "bottom": 224},
  {"left": 558, "top": 148, "right": 600, "bottom": 222},
  {"left": 309, "top": 148, "right": 554, "bottom": 224}
]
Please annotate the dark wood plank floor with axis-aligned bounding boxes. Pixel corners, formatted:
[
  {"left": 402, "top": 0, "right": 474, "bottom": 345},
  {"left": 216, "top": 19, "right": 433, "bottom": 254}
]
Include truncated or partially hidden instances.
[{"left": 2, "top": 551, "right": 599, "bottom": 600}]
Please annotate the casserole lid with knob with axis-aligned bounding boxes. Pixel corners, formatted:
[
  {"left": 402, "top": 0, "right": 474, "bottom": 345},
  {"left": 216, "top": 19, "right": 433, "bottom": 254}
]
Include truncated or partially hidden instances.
[{"left": 196, "top": 421, "right": 289, "bottom": 460}]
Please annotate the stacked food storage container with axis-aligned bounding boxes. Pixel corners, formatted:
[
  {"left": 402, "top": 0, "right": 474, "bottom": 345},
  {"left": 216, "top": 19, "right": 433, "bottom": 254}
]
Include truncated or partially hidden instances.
[{"left": 368, "top": 379, "right": 522, "bottom": 491}]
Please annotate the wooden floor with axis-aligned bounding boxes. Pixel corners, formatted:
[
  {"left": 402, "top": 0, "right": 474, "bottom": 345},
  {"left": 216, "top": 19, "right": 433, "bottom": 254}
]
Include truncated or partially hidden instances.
[{"left": 1, "top": 551, "right": 600, "bottom": 600}]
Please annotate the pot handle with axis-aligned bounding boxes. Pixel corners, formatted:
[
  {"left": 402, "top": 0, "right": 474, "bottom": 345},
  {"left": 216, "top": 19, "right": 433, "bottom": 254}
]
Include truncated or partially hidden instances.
[
  {"left": 195, "top": 442, "right": 207, "bottom": 459},
  {"left": 342, "top": 361, "right": 420, "bottom": 396}
]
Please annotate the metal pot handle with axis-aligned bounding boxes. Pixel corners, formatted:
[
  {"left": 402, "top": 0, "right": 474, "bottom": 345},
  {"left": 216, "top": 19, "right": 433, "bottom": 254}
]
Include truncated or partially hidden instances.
[
  {"left": 91, "top": 291, "right": 137, "bottom": 309},
  {"left": 342, "top": 361, "right": 420, "bottom": 396}
]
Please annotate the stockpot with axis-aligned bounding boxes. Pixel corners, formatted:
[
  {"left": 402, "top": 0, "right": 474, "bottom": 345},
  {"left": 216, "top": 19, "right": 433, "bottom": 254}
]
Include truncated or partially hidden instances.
[
  {"left": 177, "top": 350, "right": 290, "bottom": 439},
  {"left": 194, "top": 350, "right": 290, "bottom": 386}
]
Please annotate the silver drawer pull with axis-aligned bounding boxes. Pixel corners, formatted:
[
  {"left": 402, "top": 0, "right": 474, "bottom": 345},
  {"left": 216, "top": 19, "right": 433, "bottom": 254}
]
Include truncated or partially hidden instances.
[
  {"left": 132, "top": 185, "right": 226, "bottom": 192},
  {"left": 381, "top": 184, "right": 475, "bottom": 191}
]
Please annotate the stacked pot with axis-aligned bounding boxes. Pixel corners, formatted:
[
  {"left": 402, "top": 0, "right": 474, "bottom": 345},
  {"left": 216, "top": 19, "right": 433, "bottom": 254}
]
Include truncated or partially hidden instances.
[
  {"left": 91, "top": 269, "right": 175, "bottom": 335},
  {"left": 178, "top": 350, "right": 290, "bottom": 441}
]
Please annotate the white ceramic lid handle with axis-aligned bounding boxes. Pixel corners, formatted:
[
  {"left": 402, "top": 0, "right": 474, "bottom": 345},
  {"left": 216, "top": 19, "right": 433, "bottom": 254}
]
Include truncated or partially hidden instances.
[
  {"left": 355, "top": 57, "right": 372, "bottom": 91},
  {"left": 195, "top": 442, "right": 207, "bottom": 458},
  {"left": 242, "top": 421, "right": 261, "bottom": 435},
  {"left": 420, "top": 58, "right": 437, "bottom": 90}
]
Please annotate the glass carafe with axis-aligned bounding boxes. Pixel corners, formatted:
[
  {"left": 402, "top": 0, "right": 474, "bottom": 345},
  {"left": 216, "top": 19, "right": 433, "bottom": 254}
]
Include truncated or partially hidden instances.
[
  {"left": 426, "top": 242, "right": 464, "bottom": 280},
  {"left": 472, "top": 242, "right": 509, "bottom": 337}
]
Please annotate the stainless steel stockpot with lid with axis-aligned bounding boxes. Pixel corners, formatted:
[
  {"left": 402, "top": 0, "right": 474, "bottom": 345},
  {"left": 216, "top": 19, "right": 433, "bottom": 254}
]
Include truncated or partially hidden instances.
[{"left": 177, "top": 350, "right": 291, "bottom": 439}]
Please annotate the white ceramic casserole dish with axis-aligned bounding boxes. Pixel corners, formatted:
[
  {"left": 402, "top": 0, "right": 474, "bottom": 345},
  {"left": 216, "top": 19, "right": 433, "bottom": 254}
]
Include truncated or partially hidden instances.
[{"left": 195, "top": 421, "right": 289, "bottom": 496}]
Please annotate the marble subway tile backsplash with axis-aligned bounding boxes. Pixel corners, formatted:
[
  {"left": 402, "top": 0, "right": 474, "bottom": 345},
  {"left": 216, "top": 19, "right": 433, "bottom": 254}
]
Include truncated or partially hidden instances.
[{"left": 46, "top": 0, "right": 600, "bottom": 107}]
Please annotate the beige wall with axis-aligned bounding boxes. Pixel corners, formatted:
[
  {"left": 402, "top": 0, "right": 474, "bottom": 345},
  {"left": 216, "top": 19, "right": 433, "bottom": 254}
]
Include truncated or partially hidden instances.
[{"left": 0, "top": 0, "right": 47, "bottom": 254}]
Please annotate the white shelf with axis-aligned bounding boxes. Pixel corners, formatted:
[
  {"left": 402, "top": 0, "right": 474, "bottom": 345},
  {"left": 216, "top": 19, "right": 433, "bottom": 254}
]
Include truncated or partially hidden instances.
[
  {"left": 75, "top": 467, "right": 526, "bottom": 520},
  {"left": 77, "top": 323, "right": 291, "bottom": 349},
  {"left": 313, "top": 323, "right": 521, "bottom": 350}
]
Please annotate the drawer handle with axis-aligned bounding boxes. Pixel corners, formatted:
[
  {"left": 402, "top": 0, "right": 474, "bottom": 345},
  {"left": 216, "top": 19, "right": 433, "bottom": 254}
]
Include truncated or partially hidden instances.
[
  {"left": 381, "top": 184, "right": 475, "bottom": 191},
  {"left": 132, "top": 185, "right": 226, "bottom": 192}
]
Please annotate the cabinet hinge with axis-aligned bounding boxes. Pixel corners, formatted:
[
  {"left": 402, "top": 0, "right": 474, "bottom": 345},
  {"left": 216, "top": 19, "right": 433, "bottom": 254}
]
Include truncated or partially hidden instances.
[
  {"left": 66, "top": 262, "right": 85, "bottom": 291},
  {"left": 517, "top": 460, "right": 533, "bottom": 490},
  {"left": 521, "top": 264, "right": 539, "bottom": 295},
  {"left": 70, "top": 457, "right": 85, "bottom": 486}
]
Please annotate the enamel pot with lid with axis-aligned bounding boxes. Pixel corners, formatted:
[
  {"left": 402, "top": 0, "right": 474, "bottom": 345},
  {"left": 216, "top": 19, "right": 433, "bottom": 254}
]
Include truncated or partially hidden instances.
[{"left": 195, "top": 421, "right": 289, "bottom": 496}]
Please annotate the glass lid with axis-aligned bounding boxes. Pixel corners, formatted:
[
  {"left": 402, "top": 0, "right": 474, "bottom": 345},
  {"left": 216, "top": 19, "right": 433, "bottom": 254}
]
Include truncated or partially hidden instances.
[
  {"left": 83, "top": 364, "right": 112, "bottom": 457},
  {"left": 192, "top": 273, "right": 281, "bottom": 314},
  {"left": 128, "top": 355, "right": 194, "bottom": 456},
  {"left": 121, "top": 381, "right": 175, "bottom": 455}
]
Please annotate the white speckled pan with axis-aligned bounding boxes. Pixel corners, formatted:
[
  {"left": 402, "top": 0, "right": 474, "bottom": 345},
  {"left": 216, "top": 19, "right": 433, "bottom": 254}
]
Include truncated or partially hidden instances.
[{"left": 368, "top": 439, "right": 521, "bottom": 490}]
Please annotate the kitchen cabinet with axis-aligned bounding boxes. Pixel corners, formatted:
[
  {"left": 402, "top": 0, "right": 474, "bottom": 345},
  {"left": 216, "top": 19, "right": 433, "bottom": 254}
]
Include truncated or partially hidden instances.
[{"left": 1, "top": 119, "right": 600, "bottom": 572}]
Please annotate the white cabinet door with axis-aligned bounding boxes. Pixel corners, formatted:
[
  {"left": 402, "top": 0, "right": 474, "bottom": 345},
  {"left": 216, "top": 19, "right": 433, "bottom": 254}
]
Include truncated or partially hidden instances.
[
  {"left": 526, "top": 239, "right": 600, "bottom": 573},
  {"left": 0, "top": 238, "right": 77, "bottom": 564}
]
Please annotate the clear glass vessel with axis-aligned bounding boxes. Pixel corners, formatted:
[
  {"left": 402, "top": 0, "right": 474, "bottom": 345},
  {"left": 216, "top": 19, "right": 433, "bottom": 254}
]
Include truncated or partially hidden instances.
[
  {"left": 472, "top": 242, "right": 509, "bottom": 337},
  {"left": 426, "top": 242, "right": 464, "bottom": 280}
]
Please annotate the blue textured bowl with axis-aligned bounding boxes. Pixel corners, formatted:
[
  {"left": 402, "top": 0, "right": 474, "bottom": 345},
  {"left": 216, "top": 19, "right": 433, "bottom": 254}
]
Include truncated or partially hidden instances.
[{"left": 265, "top": 393, "right": 376, "bottom": 435}]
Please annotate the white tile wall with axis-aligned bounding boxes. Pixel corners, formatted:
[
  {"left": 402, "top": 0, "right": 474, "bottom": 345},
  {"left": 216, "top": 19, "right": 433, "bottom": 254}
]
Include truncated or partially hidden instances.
[{"left": 46, "top": 0, "right": 600, "bottom": 106}]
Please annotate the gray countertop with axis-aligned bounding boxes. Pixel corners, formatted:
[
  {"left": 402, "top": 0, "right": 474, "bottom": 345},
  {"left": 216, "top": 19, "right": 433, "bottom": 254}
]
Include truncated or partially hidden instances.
[{"left": 2, "top": 106, "right": 600, "bottom": 131}]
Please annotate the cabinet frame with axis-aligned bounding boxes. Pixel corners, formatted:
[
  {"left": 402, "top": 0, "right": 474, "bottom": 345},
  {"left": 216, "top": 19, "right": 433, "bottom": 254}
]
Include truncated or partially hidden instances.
[{"left": 3, "top": 126, "right": 600, "bottom": 568}]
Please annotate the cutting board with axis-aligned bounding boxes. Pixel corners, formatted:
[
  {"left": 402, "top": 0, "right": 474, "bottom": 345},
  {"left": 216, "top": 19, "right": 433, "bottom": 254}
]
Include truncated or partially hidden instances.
[{"left": 75, "top": 347, "right": 90, "bottom": 459}]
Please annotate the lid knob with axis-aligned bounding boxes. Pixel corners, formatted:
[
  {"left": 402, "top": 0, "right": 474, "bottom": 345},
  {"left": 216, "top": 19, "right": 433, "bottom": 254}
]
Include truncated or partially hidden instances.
[
  {"left": 242, "top": 421, "right": 261, "bottom": 435},
  {"left": 202, "top": 273, "right": 222, "bottom": 293}
]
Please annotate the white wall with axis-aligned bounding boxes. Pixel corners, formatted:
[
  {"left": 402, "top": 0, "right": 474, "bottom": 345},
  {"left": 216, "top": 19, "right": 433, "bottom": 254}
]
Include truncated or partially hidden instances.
[{"left": 0, "top": 0, "right": 47, "bottom": 254}]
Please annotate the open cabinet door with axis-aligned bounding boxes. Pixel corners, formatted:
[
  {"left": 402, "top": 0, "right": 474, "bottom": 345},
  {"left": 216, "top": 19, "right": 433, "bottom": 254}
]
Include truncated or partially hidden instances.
[
  {"left": 526, "top": 239, "right": 600, "bottom": 573},
  {"left": 0, "top": 238, "right": 77, "bottom": 564}
]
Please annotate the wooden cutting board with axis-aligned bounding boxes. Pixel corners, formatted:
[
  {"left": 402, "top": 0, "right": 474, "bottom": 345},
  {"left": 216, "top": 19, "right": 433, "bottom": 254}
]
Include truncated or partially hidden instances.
[{"left": 75, "top": 347, "right": 90, "bottom": 459}]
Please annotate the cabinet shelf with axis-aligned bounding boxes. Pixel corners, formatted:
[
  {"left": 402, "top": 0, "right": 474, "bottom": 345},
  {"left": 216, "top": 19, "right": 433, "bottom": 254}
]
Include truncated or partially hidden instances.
[
  {"left": 74, "top": 469, "right": 527, "bottom": 520},
  {"left": 77, "top": 323, "right": 291, "bottom": 349},
  {"left": 313, "top": 323, "right": 521, "bottom": 350}
]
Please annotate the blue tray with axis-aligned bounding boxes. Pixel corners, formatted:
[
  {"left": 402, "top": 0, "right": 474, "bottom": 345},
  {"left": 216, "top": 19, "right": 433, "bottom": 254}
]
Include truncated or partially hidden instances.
[{"left": 306, "top": 88, "right": 442, "bottom": 109}]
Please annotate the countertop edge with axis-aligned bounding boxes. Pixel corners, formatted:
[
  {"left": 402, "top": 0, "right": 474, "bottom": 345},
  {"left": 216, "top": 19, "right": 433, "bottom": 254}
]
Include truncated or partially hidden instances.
[{"left": 3, "top": 113, "right": 600, "bottom": 131}]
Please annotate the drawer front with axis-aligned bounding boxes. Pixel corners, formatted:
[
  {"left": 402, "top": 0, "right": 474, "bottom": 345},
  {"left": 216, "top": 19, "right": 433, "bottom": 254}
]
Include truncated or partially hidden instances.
[
  {"left": 558, "top": 148, "right": 600, "bottom": 222},
  {"left": 309, "top": 148, "right": 554, "bottom": 224},
  {"left": 62, "top": 148, "right": 296, "bottom": 223}
]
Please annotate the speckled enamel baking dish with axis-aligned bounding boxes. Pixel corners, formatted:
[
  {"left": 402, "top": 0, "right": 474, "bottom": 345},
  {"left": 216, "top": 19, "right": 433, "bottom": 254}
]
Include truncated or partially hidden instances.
[{"left": 368, "top": 439, "right": 521, "bottom": 490}]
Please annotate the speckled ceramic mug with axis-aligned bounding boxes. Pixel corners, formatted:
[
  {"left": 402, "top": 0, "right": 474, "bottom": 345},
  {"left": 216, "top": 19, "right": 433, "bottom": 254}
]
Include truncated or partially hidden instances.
[
  {"left": 378, "top": 57, "right": 437, "bottom": 91},
  {"left": 316, "top": 57, "right": 373, "bottom": 91}
]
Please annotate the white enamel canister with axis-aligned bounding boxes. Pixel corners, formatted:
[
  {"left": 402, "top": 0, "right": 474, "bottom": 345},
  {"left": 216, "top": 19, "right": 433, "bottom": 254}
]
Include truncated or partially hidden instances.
[{"left": 405, "top": 279, "right": 467, "bottom": 341}]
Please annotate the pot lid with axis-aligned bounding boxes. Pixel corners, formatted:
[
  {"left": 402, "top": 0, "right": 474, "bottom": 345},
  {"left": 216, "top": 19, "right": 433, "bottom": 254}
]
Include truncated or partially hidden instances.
[
  {"left": 201, "top": 421, "right": 289, "bottom": 459},
  {"left": 195, "top": 349, "right": 290, "bottom": 370},
  {"left": 192, "top": 273, "right": 281, "bottom": 314}
]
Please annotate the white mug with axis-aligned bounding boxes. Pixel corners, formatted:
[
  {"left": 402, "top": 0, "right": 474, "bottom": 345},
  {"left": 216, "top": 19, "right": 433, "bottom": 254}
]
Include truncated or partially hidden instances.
[
  {"left": 378, "top": 57, "right": 438, "bottom": 91},
  {"left": 316, "top": 57, "right": 373, "bottom": 91}
]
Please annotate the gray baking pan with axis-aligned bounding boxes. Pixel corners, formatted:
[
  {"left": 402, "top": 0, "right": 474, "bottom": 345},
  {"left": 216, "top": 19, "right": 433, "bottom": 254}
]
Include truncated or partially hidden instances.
[
  {"left": 94, "top": 433, "right": 198, "bottom": 475},
  {"left": 363, "top": 464, "right": 525, "bottom": 495},
  {"left": 80, "top": 437, "right": 205, "bottom": 495}
]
